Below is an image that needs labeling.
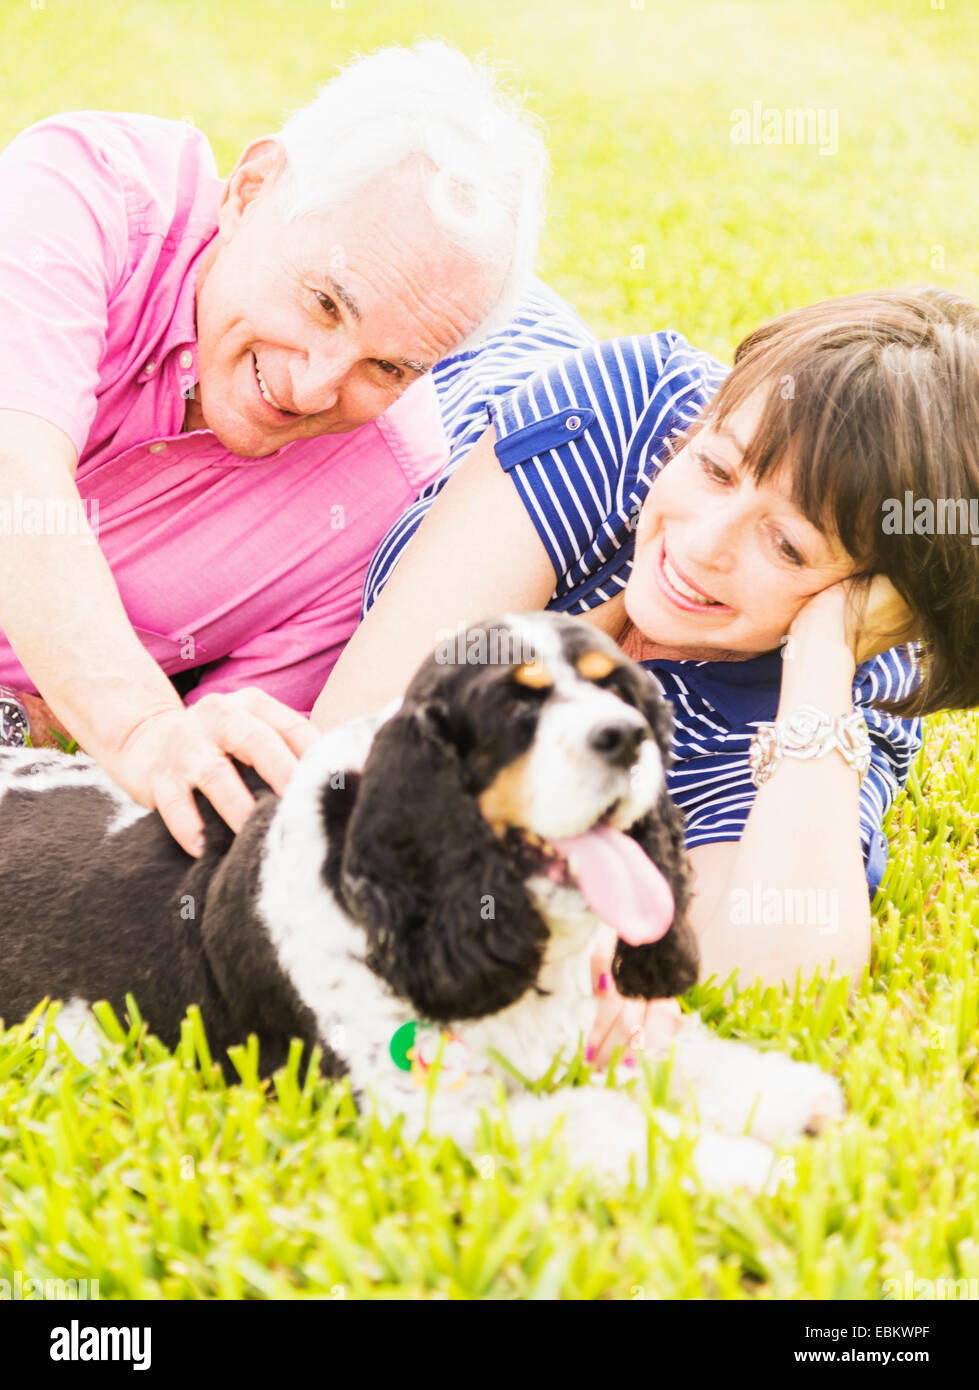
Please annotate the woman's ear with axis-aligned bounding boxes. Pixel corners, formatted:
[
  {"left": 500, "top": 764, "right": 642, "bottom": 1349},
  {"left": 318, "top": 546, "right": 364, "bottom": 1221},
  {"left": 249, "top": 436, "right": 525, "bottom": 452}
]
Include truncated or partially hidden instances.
[
  {"left": 339, "top": 700, "right": 548, "bottom": 1022},
  {"left": 611, "top": 791, "right": 700, "bottom": 999}
]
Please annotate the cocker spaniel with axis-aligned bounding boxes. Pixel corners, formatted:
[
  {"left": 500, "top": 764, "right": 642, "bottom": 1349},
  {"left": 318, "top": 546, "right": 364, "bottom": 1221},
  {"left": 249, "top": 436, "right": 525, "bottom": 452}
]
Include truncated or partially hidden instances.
[{"left": 0, "top": 613, "right": 842, "bottom": 1191}]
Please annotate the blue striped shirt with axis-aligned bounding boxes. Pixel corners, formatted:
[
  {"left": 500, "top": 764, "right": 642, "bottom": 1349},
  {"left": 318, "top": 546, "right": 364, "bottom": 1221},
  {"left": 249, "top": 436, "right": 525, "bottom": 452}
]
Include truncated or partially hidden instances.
[{"left": 365, "top": 285, "right": 923, "bottom": 898}]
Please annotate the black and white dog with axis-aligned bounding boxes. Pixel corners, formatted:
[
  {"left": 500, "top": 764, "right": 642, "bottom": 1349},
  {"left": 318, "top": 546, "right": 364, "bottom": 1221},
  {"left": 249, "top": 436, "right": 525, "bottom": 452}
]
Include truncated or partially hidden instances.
[{"left": 0, "top": 613, "right": 841, "bottom": 1190}]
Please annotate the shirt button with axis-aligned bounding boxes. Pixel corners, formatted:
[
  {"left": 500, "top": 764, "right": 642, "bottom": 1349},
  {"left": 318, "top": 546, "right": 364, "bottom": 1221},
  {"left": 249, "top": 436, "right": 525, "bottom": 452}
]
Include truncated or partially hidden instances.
[
  {"left": 143, "top": 362, "right": 157, "bottom": 376},
  {"left": 179, "top": 350, "right": 194, "bottom": 369},
  {"left": 148, "top": 442, "right": 168, "bottom": 454},
  {"left": 566, "top": 415, "right": 581, "bottom": 431}
]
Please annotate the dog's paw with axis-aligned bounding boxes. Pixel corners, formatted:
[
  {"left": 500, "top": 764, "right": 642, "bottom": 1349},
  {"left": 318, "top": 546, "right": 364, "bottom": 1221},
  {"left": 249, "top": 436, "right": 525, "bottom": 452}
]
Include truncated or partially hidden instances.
[
  {"left": 506, "top": 1086, "right": 778, "bottom": 1197},
  {"left": 32, "top": 998, "right": 106, "bottom": 1069},
  {"left": 722, "top": 1053, "right": 844, "bottom": 1147},
  {"left": 650, "top": 1107, "right": 775, "bottom": 1195},
  {"left": 507, "top": 1088, "right": 650, "bottom": 1187},
  {"left": 652, "top": 1014, "right": 845, "bottom": 1145}
]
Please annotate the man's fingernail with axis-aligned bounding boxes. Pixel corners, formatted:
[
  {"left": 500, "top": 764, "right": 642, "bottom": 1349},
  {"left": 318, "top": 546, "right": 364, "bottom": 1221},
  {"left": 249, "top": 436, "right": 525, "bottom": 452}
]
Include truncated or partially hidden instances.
[
  {"left": 598, "top": 973, "right": 611, "bottom": 994},
  {"left": 585, "top": 1045, "right": 595, "bottom": 1063}
]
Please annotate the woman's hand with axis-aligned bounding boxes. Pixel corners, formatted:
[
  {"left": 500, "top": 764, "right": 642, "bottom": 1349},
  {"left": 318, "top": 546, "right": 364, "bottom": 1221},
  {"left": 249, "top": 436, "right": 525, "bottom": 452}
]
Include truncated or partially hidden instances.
[
  {"left": 788, "top": 573, "right": 919, "bottom": 666},
  {"left": 99, "top": 688, "right": 319, "bottom": 857},
  {"left": 587, "top": 925, "right": 682, "bottom": 1068}
]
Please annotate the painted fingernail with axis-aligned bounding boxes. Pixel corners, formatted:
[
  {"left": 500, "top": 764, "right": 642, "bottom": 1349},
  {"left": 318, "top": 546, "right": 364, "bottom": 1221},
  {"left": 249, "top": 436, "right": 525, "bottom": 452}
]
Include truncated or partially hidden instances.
[
  {"left": 624, "top": 1056, "right": 636, "bottom": 1068},
  {"left": 585, "top": 1045, "right": 596, "bottom": 1062},
  {"left": 598, "top": 973, "right": 611, "bottom": 994}
]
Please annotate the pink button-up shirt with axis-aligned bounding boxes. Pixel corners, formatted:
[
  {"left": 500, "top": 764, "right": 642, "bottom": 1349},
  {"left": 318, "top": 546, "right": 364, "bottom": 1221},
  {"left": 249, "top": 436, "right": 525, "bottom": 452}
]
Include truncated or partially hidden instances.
[{"left": 0, "top": 111, "right": 448, "bottom": 714}]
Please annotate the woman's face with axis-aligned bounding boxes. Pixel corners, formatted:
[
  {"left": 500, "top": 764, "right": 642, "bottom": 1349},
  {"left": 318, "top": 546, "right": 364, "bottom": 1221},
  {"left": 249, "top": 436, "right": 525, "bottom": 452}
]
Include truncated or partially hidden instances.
[{"left": 626, "top": 391, "right": 858, "bottom": 659}]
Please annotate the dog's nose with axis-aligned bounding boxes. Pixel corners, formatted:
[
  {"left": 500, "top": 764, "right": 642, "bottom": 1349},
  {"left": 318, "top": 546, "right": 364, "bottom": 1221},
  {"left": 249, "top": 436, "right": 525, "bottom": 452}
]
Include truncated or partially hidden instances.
[{"left": 588, "top": 720, "right": 647, "bottom": 769}]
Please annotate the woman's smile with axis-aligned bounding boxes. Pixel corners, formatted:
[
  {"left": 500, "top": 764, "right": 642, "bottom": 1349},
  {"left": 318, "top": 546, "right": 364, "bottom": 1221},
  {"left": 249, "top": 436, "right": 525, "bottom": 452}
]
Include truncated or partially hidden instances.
[{"left": 655, "top": 536, "right": 732, "bottom": 613}]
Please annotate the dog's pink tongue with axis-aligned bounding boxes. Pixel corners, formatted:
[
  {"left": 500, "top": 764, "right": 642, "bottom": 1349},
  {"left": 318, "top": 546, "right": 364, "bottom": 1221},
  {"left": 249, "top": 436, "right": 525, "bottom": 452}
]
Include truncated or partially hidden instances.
[{"left": 551, "top": 825, "right": 674, "bottom": 945}]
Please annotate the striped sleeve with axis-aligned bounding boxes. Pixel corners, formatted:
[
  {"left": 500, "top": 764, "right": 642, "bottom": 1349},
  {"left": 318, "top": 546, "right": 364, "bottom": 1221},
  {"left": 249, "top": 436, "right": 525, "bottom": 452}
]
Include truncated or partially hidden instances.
[
  {"left": 487, "top": 332, "right": 727, "bottom": 592},
  {"left": 433, "top": 276, "right": 597, "bottom": 470},
  {"left": 852, "top": 644, "right": 924, "bottom": 895}
]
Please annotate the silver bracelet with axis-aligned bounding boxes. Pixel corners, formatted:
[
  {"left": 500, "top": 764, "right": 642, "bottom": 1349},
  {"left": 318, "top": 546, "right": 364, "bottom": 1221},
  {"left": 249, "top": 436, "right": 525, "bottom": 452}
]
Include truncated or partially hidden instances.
[{"left": 748, "top": 704, "right": 871, "bottom": 789}]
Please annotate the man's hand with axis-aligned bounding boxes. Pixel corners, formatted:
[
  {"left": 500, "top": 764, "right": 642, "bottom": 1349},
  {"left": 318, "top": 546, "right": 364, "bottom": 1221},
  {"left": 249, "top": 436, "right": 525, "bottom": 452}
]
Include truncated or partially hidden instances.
[
  {"left": 16, "top": 686, "right": 319, "bottom": 857},
  {"left": 97, "top": 688, "right": 320, "bottom": 857},
  {"left": 587, "top": 924, "right": 682, "bottom": 1068}
]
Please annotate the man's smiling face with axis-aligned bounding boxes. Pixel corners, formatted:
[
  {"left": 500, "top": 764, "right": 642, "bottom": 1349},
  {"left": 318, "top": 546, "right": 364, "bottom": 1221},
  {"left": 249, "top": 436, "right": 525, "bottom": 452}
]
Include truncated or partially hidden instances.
[{"left": 192, "top": 141, "right": 502, "bottom": 457}]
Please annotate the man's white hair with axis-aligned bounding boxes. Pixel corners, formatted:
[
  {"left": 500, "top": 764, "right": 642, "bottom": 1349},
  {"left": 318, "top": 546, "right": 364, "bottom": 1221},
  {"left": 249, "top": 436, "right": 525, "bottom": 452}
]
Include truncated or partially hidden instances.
[{"left": 274, "top": 40, "right": 549, "bottom": 352}]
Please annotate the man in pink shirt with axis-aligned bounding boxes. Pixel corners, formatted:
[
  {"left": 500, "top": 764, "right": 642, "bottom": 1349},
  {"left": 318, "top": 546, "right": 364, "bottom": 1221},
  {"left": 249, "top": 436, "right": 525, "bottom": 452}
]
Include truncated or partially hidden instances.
[{"left": 0, "top": 41, "right": 546, "bottom": 854}]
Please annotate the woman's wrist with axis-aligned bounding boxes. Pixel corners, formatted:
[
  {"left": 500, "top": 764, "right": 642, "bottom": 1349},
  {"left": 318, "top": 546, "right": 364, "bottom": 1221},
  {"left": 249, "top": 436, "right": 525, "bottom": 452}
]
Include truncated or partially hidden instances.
[{"left": 777, "top": 626, "right": 856, "bottom": 719}]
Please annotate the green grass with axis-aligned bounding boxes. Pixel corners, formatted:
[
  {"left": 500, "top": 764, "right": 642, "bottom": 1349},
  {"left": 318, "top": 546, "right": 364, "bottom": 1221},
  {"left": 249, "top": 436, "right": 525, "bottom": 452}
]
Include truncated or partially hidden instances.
[
  {"left": 2, "top": 710, "right": 977, "bottom": 1299},
  {"left": 2, "top": 0, "right": 978, "bottom": 1299}
]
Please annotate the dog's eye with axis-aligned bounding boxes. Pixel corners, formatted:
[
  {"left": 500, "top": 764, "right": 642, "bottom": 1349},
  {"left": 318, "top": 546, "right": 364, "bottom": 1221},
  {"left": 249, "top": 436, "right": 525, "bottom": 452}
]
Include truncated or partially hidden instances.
[
  {"left": 593, "top": 668, "right": 638, "bottom": 706},
  {"left": 502, "top": 684, "right": 548, "bottom": 721}
]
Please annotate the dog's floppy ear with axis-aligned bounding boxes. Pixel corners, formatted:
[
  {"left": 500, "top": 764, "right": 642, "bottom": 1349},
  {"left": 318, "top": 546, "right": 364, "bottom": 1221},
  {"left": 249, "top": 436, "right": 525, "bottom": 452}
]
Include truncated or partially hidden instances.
[
  {"left": 339, "top": 700, "right": 548, "bottom": 1023},
  {"left": 634, "top": 667, "right": 678, "bottom": 755},
  {"left": 612, "top": 791, "right": 699, "bottom": 998},
  {"left": 612, "top": 682, "right": 700, "bottom": 999}
]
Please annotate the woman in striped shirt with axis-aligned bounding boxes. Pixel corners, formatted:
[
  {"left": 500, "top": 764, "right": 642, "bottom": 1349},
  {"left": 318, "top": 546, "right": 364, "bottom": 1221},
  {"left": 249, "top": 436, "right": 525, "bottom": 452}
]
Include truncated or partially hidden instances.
[{"left": 313, "top": 286, "right": 979, "bottom": 1064}]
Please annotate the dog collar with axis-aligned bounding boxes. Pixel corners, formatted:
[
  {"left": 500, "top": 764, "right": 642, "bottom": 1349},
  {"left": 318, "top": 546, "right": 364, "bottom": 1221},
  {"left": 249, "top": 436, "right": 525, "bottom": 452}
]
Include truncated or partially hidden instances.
[{"left": 389, "top": 1021, "right": 469, "bottom": 1090}]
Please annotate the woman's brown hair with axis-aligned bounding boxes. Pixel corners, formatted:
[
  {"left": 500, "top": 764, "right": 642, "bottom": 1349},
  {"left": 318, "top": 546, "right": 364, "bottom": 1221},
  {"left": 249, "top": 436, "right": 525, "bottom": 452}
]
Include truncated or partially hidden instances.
[{"left": 699, "top": 287, "right": 979, "bottom": 717}]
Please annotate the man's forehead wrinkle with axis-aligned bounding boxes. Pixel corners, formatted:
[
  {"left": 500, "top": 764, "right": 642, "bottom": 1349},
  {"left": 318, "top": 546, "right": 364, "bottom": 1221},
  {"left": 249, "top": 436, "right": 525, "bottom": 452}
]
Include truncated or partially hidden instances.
[
  {"left": 389, "top": 269, "right": 488, "bottom": 360},
  {"left": 291, "top": 243, "right": 456, "bottom": 371},
  {"left": 344, "top": 202, "right": 490, "bottom": 323},
  {"left": 288, "top": 195, "right": 492, "bottom": 364}
]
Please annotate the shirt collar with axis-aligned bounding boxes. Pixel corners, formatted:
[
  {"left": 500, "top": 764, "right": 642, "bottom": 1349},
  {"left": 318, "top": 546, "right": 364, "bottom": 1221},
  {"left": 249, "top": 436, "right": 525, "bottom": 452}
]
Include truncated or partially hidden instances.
[
  {"left": 136, "top": 186, "right": 221, "bottom": 386},
  {"left": 135, "top": 189, "right": 301, "bottom": 464}
]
